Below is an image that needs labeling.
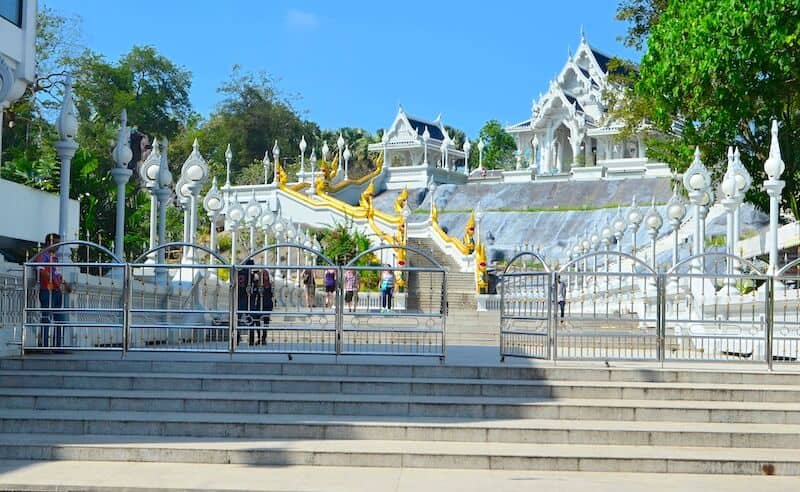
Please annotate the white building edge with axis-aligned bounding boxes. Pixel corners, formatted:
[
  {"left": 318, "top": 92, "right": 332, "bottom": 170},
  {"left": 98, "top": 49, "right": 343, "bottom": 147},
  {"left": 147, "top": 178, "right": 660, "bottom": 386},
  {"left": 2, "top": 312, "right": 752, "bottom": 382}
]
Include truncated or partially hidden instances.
[{"left": 504, "top": 33, "right": 671, "bottom": 182}]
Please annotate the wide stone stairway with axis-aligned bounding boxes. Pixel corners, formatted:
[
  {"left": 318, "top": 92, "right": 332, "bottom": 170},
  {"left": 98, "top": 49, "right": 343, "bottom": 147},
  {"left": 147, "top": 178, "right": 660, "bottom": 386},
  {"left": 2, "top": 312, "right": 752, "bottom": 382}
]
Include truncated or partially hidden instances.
[
  {"left": 0, "top": 355, "right": 799, "bottom": 477},
  {"left": 406, "top": 237, "right": 476, "bottom": 311}
]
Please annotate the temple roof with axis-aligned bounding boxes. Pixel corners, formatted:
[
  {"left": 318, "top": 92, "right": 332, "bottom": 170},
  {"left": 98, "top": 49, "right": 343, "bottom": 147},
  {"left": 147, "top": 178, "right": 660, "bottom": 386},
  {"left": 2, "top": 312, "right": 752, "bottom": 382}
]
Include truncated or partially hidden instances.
[
  {"left": 408, "top": 118, "right": 445, "bottom": 141},
  {"left": 590, "top": 49, "right": 611, "bottom": 73}
]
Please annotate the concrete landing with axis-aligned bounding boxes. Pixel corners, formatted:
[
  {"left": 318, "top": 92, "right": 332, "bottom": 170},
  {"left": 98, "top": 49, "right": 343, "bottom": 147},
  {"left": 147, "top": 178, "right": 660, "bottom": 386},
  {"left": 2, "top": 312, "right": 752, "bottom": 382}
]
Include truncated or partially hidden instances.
[{"left": 0, "top": 461, "right": 795, "bottom": 492}]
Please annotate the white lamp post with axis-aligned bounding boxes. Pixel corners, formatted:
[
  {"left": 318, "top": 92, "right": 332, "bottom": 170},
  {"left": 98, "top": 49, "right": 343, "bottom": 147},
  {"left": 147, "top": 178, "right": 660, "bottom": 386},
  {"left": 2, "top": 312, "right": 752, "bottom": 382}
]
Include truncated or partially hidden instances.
[
  {"left": 245, "top": 190, "right": 262, "bottom": 254},
  {"left": 337, "top": 133, "right": 344, "bottom": 171},
  {"left": 227, "top": 194, "right": 244, "bottom": 263},
  {"left": 683, "top": 147, "right": 712, "bottom": 271},
  {"left": 182, "top": 138, "right": 209, "bottom": 255},
  {"left": 343, "top": 144, "right": 351, "bottom": 179},
  {"left": 272, "top": 140, "right": 280, "bottom": 183},
  {"left": 111, "top": 109, "right": 133, "bottom": 259},
  {"left": 322, "top": 141, "right": 330, "bottom": 162},
  {"left": 55, "top": 75, "right": 79, "bottom": 247},
  {"left": 763, "top": 120, "right": 786, "bottom": 275},
  {"left": 260, "top": 206, "right": 275, "bottom": 264},
  {"left": 463, "top": 139, "right": 471, "bottom": 176},
  {"left": 139, "top": 139, "right": 161, "bottom": 254},
  {"left": 299, "top": 135, "right": 307, "bottom": 181},
  {"left": 627, "top": 196, "right": 643, "bottom": 257},
  {"left": 202, "top": 177, "right": 224, "bottom": 262},
  {"left": 422, "top": 126, "right": 430, "bottom": 166},
  {"left": 666, "top": 184, "right": 687, "bottom": 268},
  {"left": 154, "top": 138, "right": 173, "bottom": 264},
  {"left": 439, "top": 140, "right": 447, "bottom": 169},
  {"left": 644, "top": 198, "right": 663, "bottom": 271},
  {"left": 428, "top": 179, "right": 437, "bottom": 221},
  {"left": 224, "top": 144, "right": 233, "bottom": 188},
  {"left": 262, "top": 151, "right": 271, "bottom": 185},
  {"left": 721, "top": 147, "right": 740, "bottom": 268},
  {"left": 308, "top": 148, "right": 317, "bottom": 195},
  {"left": 477, "top": 138, "right": 485, "bottom": 172},
  {"left": 272, "top": 218, "right": 285, "bottom": 276},
  {"left": 731, "top": 147, "right": 752, "bottom": 252}
]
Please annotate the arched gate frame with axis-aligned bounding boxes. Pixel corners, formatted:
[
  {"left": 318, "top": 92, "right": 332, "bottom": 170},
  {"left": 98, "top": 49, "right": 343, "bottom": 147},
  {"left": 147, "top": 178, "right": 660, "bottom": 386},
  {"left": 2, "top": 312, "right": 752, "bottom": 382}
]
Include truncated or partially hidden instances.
[
  {"left": 23, "top": 241, "right": 126, "bottom": 353},
  {"left": 236, "top": 243, "right": 339, "bottom": 356},
  {"left": 499, "top": 252, "right": 552, "bottom": 361},
  {"left": 342, "top": 244, "right": 447, "bottom": 361}
]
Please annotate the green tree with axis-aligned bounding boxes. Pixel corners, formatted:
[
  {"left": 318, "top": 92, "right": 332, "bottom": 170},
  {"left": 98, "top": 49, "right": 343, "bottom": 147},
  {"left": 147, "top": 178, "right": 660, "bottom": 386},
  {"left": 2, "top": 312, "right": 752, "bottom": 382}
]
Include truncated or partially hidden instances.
[
  {"left": 613, "top": 0, "right": 800, "bottom": 218},
  {"left": 472, "top": 120, "right": 516, "bottom": 170}
]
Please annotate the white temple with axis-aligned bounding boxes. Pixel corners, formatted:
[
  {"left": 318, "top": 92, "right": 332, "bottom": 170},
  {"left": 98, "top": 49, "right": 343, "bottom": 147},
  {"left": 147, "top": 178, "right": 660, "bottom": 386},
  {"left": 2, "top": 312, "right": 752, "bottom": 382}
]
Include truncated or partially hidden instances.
[
  {"left": 505, "top": 32, "right": 670, "bottom": 182},
  {"left": 367, "top": 107, "right": 467, "bottom": 190}
]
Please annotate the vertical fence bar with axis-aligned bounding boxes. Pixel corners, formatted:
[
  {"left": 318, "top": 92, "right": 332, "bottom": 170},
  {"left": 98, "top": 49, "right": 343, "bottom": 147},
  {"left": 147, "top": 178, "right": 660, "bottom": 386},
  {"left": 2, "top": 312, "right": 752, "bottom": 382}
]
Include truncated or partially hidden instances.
[
  {"left": 550, "top": 272, "right": 557, "bottom": 362},
  {"left": 122, "top": 263, "right": 130, "bottom": 358},
  {"left": 335, "top": 266, "right": 343, "bottom": 357},
  {"left": 21, "top": 265, "right": 27, "bottom": 356},
  {"left": 766, "top": 276, "right": 774, "bottom": 371},
  {"left": 657, "top": 273, "right": 665, "bottom": 364},
  {"left": 441, "top": 272, "right": 448, "bottom": 363},
  {"left": 229, "top": 265, "right": 237, "bottom": 355},
  {"left": 499, "top": 271, "right": 506, "bottom": 361}
]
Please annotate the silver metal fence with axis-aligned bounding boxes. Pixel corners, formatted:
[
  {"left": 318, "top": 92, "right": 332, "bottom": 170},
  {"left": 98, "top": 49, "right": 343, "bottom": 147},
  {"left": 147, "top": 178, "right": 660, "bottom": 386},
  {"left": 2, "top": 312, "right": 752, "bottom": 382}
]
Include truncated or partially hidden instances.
[
  {"left": 128, "top": 243, "right": 232, "bottom": 353},
  {"left": 0, "top": 271, "right": 24, "bottom": 346},
  {"left": 556, "top": 252, "right": 660, "bottom": 361},
  {"left": 774, "top": 258, "right": 800, "bottom": 365},
  {"left": 664, "top": 253, "right": 769, "bottom": 364},
  {"left": 23, "top": 241, "right": 126, "bottom": 352},
  {"left": 236, "top": 244, "right": 338, "bottom": 356},
  {"left": 341, "top": 245, "right": 447, "bottom": 360},
  {"left": 499, "top": 252, "right": 551, "bottom": 361}
]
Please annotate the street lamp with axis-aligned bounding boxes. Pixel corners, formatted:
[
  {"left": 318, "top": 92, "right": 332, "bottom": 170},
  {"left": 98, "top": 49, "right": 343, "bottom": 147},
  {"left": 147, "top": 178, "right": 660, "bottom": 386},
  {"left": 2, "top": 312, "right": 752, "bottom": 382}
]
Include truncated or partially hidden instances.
[
  {"left": 308, "top": 148, "right": 317, "bottom": 195},
  {"left": 477, "top": 138, "right": 485, "bottom": 172},
  {"left": 763, "top": 120, "right": 785, "bottom": 275},
  {"left": 226, "top": 194, "right": 245, "bottom": 263},
  {"left": 428, "top": 179, "right": 437, "bottom": 221},
  {"left": 139, "top": 140, "right": 161, "bottom": 255},
  {"left": 422, "top": 126, "right": 430, "bottom": 166},
  {"left": 55, "top": 75, "right": 79, "bottom": 248},
  {"left": 203, "top": 177, "right": 224, "bottom": 262},
  {"left": 343, "top": 144, "right": 351, "bottom": 179},
  {"left": 683, "top": 147, "right": 712, "bottom": 271},
  {"left": 627, "top": 197, "right": 643, "bottom": 257},
  {"left": 260, "top": 205, "right": 275, "bottom": 264},
  {"left": 644, "top": 198, "right": 663, "bottom": 271},
  {"left": 322, "top": 141, "right": 330, "bottom": 162},
  {"left": 666, "top": 184, "right": 686, "bottom": 268},
  {"left": 245, "top": 190, "right": 262, "bottom": 253},
  {"left": 731, "top": 147, "right": 752, "bottom": 249},
  {"left": 463, "top": 139, "right": 471, "bottom": 176},
  {"left": 337, "top": 133, "right": 345, "bottom": 171},
  {"left": 224, "top": 144, "right": 233, "bottom": 188},
  {"left": 181, "top": 138, "right": 209, "bottom": 255},
  {"left": 272, "top": 140, "right": 280, "bottom": 183},
  {"left": 111, "top": 109, "right": 133, "bottom": 259},
  {"left": 299, "top": 135, "right": 307, "bottom": 181},
  {"left": 721, "top": 147, "right": 740, "bottom": 265}
]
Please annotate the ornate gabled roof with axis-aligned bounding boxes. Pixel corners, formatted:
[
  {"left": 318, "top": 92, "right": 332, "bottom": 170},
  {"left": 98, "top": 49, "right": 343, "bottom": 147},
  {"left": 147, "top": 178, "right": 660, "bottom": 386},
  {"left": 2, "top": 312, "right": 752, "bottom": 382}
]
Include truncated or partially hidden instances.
[
  {"left": 408, "top": 118, "right": 445, "bottom": 141},
  {"left": 590, "top": 49, "right": 612, "bottom": 73}
]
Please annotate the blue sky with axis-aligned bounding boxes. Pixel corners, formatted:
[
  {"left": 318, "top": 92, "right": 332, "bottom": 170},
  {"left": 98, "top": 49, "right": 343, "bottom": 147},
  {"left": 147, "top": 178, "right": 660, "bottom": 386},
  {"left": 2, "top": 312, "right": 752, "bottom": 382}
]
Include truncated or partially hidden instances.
[{"left": 43, "top": 0, "right": 639, "bottom": 137}]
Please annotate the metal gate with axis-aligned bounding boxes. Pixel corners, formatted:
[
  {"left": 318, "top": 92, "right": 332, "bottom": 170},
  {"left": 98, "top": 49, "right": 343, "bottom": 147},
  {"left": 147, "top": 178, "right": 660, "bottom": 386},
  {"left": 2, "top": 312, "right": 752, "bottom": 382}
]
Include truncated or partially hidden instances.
[
  {"left": 128, "top": 243, "right": 233, "bottom": 353},
  {"left": 341, "top": 245, "right": 446, "bottom": 360},
  {"left": 556, "top": 251, "right": 660, "bottom": 361},
  {"left": 775, "top": 258, "right": 800, "bottom": 366},
  {"left": 23, "top": 240, "right": 126, "bottom": 352},
  {"left": 499, "top": 252, "right": 552, "bottom": 360},
  {"left": 236, "top": 243, "right": 339, "bottom": 356}
]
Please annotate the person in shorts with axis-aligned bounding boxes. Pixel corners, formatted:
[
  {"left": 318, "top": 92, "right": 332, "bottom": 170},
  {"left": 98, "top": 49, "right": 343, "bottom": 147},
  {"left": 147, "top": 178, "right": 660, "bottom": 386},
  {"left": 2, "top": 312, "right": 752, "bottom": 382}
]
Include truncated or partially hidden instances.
[
  {"left": 323, "top": 268, "right": 337, "bottom": 308},
  {"left": 344, "top": 269, "right": 359, "bottom": 312},
  {"left": 302, "top": 268, "right": 316, "bottom": 308}
]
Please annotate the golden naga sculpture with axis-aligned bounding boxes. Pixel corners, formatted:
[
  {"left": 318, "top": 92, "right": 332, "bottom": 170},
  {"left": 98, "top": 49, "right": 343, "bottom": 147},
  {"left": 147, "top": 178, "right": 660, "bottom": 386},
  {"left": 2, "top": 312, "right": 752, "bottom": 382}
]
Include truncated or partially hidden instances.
[
  {"left": 475, "top": 241, "right": 488, "bottom": 293},
  {"left": 359, "top": 179, "right": 375, "bottom": 209},
  {"left": 276, "top": 161, "right": 288, "bottom": 188},
  {"left": 393, "top": 187, "right": 409, "bottom": 214},
  {"left": 315, "top": 174, "right": 327, "bottom": 194},
  {"left": 462, "top": 211, "right": 476, "bottom": 254},
  {"left": 327, "top": 155, "right": 340, "bottom": 182},
  {"left": 431, "top": 202, "right": 439, "bottom": 224}
]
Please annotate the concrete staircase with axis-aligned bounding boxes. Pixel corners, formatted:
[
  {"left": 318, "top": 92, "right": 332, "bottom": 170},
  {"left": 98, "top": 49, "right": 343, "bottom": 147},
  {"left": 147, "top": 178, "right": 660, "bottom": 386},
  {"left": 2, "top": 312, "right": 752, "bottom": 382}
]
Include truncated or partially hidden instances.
[
  {"left": 1, "top": 356, "right": 800, "bottom": 475},
  {"left": 406, "top": 238, "right": 476, "bottom": 311}
]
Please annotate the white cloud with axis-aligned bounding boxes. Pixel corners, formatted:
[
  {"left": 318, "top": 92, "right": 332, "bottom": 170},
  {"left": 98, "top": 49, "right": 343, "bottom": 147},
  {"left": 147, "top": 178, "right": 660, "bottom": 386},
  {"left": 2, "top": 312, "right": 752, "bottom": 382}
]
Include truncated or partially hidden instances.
[{"left": 285, "top": 9, "right": 319, "bottom": 30}]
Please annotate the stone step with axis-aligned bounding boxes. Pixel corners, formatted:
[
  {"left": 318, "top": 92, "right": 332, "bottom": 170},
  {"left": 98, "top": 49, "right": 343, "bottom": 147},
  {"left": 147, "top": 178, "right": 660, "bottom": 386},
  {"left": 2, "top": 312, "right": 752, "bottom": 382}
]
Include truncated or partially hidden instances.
[
  {"left": 3, "top": 358, "right": 798, "bottom": 386},
  {"left": 3, "top": 410, "right": 799, "bottom": 449},
  {"left": 2, "top": 387, "right": 800, "bottom": 422},
  {"left": 1, "top": 433, "right": 798, "bottom": 475},
  {"left": 2, "top": 370, "right": 800, "bottom": 402}
]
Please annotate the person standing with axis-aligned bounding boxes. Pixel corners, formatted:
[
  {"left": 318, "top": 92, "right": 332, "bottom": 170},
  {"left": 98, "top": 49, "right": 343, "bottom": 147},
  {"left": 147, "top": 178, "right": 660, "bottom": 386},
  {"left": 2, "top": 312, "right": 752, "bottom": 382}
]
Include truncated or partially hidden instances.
[
  {"left": 37, "top": 233, "right": 67, "bottom": 348},
  {"left": 302, "top": 268, "right": 316, "bottom": 308},
  {"left": 344, "top": 269, "right": 359, "bottom": 312},
  {"left": 380, "top": 265, "right": 396, "bottom": 312},
  {"left": 236, "top": 259, "right": 256, "bottom": 345},
  {"left": 252, "top": 268, "right": 273, "bottom": 346},
  {"left": 323, "top": 268, "right": 337, "bottom": 308},
  {"left": 558, "top": 278, "right": 567, "bottom": 323}
]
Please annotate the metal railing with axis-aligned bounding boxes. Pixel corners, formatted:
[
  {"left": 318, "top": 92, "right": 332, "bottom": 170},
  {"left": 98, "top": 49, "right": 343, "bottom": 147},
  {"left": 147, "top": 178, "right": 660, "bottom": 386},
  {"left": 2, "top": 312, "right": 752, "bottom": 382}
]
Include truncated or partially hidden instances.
[
  {"left": 19, "top": 241, "right": 447, "bottom": 361},
  {"left": 500, "top": 250, "right": 800, "bottom": 368}
]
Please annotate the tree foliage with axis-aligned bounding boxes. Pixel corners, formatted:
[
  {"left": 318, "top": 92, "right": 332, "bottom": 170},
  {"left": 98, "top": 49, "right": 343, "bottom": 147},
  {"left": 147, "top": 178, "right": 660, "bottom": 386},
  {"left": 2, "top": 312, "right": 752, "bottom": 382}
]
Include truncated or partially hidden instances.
[
  {"left": 473, "top": 120, "right": 516, "bottom": 170},
  {"left": 613, "top": 0, "right": 800, "bottom": 218}
]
